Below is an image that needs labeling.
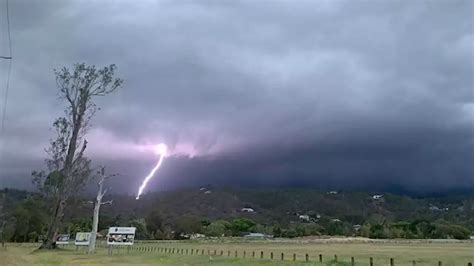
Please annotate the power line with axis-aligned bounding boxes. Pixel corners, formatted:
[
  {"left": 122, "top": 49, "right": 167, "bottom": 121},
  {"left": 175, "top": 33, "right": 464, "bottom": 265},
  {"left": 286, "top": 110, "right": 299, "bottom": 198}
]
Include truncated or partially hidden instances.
[{"left": 1, "top": 0, "right": 12, "bottom": 136}]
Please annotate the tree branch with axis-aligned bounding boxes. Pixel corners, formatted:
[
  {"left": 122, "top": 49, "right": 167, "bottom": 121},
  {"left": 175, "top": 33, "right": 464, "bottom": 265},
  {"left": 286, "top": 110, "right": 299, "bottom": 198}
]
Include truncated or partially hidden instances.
[
  {"left": 101, "top": 200, "right": 113, "bottom": 205},
  {"left": 72, "top": 139, "right": 88, "bottom": 166}
]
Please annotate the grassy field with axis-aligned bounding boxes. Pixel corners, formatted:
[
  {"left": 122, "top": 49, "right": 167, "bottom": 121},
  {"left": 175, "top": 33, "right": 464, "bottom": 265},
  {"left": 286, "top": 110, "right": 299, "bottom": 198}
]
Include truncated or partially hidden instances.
[{"left": 1, "top": 240, "right": 473, "bottom": 266}]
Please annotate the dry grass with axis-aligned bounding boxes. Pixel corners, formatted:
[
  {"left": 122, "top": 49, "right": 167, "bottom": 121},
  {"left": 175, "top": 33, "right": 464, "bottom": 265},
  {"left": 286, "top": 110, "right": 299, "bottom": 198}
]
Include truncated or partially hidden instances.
[{"left": 1, "top": 240, "right": 473, "bottom": 266}]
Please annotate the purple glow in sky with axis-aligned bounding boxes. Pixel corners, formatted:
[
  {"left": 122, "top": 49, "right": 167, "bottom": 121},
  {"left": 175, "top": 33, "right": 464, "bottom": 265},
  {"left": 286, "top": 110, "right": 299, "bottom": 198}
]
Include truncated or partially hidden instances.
[{"left": 0, "top": 0, "right": 472, "bottom": 194}]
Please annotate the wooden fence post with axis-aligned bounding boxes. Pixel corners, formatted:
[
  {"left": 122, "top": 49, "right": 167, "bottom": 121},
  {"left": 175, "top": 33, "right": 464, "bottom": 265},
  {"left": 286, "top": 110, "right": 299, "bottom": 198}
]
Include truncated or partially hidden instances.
[
  {"left": 220, "top": 250, "right": 223, "bottom": 256},
  {"left": 271, "top": 252, "right": 273, "bottom": 260},
  {"left": 351, "top": 257, "right": 355, "bottom": 266},
  {"left": 319, "top": 254, "right": 323, "bottom": 262},
  {"left": 228, "top": 250, "right": 231, "bottom": 256},
  {"left": 334, "top": 254, "right": 338, "bottom": 262},
  {"left": 261, "top": 251, "right": 264, "bottom": 259},
  {"left": 439, "top": 261, "right": 442, "bottom": 266},
  {"left": 214, "top": 250, "right": 216, "bottom": 255},
  {"left": 191, "top": 249, "right": 193, "bottom": 255},
  {"left": 244, "top": 251, "right": 246, "bottom": 258},
  {"left": 391, "top": 258, "right": 395, "bottom": 266},
  {"left": 306, "top": 254, "right": 309, "bottom": 262},
  {"left": 201, "top": 249, "right": 204, "bottom": 255},
  {"left": 281, "top": 253, "right": 284, "bottom": 261},
  {"left": 413, "top": 260, "right": 416, "bottom": 266},
  {"left": 293, "top": 254, "right": 296, "bottom": 261},
  {"left": 235, "top": 250, "right": 238, "bottom": 257},
  {"left": 468, "top": 263, "right": 472, "bottom": 266},
  {"left": 252, "top": 251, "right": 255, "bottom": 258},
  {"left": 370, "top": 257, "right": 373, "bottom": 266}
]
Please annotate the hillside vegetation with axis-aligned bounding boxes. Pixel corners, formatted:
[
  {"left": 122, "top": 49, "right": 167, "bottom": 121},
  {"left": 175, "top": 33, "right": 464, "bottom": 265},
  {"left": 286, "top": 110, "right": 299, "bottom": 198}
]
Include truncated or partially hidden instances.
[{"left": 1, "top": 187, "right": 473, "bottom": 242}]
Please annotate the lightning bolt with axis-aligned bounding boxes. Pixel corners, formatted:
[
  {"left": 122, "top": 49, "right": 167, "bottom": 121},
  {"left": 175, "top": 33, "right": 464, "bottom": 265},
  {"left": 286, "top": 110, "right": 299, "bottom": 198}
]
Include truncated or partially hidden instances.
[{"left": 136, "top": 143, "right": 167, "bottom": 200}]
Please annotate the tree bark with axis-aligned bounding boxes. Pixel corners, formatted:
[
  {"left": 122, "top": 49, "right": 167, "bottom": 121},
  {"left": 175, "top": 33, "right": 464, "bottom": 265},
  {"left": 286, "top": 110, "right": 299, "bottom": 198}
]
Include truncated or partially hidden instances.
[
  {"left": 40, "top": 99, "right": 85, "bottom": 249},
  {"left": 88, "top": 184, "right": 102, "bottom": 253},
  {"left": 89, "top": 167, "right": 111, "bottom": 253},
  {"left": 40, "top": 197, "right": 66, "bottom": 249}
]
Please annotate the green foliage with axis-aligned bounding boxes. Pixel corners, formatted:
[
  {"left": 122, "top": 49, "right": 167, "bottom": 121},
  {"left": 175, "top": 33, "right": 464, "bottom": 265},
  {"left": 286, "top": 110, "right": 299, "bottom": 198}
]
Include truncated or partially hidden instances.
[
  {"left": 432, "top": 223, "right": 471, "bottom": 240},
  {"left": 129, "top": 218, "right": 151, "bottom": 240},
  {"left": 175, "top": 216, "right": 203, "bottom": 234},
  {"left": 204, "top": 221, "right": 229, "bottom": 237},
  {"left": 10, "top": 196, "right": 48, "bottom": 242},
  {"left": 145, "top": 211, "right": 163, "bottom": 239},
  {"left": 281, "top": 229, "right": 297, "bottom": 238},
  {"left": 66, "top": 218, "right": 91, "bottom": 236},
  {"left": 327, "top": 221, "right": 345, "bottom": 236},
  {"left": 272, "top": 225, "right": 282, "bottom": 237},
  {"left": 231, "top": 218, "right": 256, "bottom": 234},
  {"left": 369, "top": 224, "right": 389, "bottom": 239}
]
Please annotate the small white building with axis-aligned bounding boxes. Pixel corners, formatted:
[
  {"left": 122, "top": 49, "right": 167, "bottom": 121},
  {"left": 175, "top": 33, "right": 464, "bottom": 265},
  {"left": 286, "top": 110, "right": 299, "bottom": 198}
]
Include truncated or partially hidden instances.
[
  {"left": 241, "top": 207, "right": 255, "bottom": 212},
  {"left": 190, "top": 233, "right": 206, "bottom": 240},
  {"left": 328, "top": 191, "right": 338, "bottom": 195},
  {"left": 244, "top": 233, "right": 265, "bottom": 238},
  {"left": 204, "top": 190, "right": 212, "bottom": 194},
  {"left": 299, "top": 215, "right": 310, "bottom": 222},
  {"left": 332, "top": 218, "right": 341, "bottom": 223},
  {"left": 372, "top": 194, "right": 384, "bottom": 200}
]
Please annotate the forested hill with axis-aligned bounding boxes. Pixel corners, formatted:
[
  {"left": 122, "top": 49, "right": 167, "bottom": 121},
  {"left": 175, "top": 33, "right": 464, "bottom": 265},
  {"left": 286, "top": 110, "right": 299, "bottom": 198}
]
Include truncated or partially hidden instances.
[
  {"left": 102, "top": 187, "right": 474, "bottom": 226},
  {"left": 2, "top": 187, "right": 473, "bottom": 241}
]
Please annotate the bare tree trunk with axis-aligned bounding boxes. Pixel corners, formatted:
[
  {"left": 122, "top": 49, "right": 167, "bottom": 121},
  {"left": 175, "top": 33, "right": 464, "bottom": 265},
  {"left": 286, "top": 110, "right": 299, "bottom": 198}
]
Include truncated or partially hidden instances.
[
  {"left": 88, "top": 167, "right": 113, "bottom": 253},
  {"left": 88, "top": 182, "right": 103, "bottom": 253},
  {"left": 41, "top": 197, "right": 66, "bottom": 249}
]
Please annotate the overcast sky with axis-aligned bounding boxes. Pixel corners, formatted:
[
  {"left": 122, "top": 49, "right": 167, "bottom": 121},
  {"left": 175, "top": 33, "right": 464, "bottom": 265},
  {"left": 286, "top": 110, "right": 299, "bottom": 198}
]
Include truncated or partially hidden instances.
[{"left": 0, "top": 0, "right": 472, "bottom": 195}]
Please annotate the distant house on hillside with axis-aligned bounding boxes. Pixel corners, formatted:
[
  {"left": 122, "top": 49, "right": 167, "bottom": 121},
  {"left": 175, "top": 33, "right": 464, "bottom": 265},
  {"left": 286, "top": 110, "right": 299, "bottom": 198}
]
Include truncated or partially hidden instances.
[
  {"left": 190, "top": 233, "right": 206, "bottom": 239},
  {"left": 299, "top": 215, "right": 310, "bottom": 222},
  {"left": 328, "top": 191, "right": 338, "bottom": 195},
  {"left": 372, "top": 194, "right": 383, "bottom": 200},
  {"left": 204, "top": 190, "right": 212, "bottom": 194},
  {"left": 199, "top": 187, "right": 206, "bottom": 191},
  {"left": 429, "top": 205, "right": 449, "bottom": 212},
  {"left": 241, "top": 207, "right": 255, "bottom": 213},
  {"left": 332, "top": 218, "right": 341, "bottom": 223}
]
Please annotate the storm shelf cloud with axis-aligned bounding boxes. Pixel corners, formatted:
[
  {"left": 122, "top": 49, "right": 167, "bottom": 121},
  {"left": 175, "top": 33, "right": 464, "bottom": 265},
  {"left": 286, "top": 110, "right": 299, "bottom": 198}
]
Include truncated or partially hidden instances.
[{"left": 0, "top": 0, "right": 473, "bottom": 195}]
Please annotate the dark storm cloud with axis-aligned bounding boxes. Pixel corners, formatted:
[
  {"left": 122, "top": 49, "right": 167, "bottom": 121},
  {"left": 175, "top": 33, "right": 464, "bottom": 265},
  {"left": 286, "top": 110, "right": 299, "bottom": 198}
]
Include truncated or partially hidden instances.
[{"left": 0, "top": 0, "right": 472, "bottom": 194}]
